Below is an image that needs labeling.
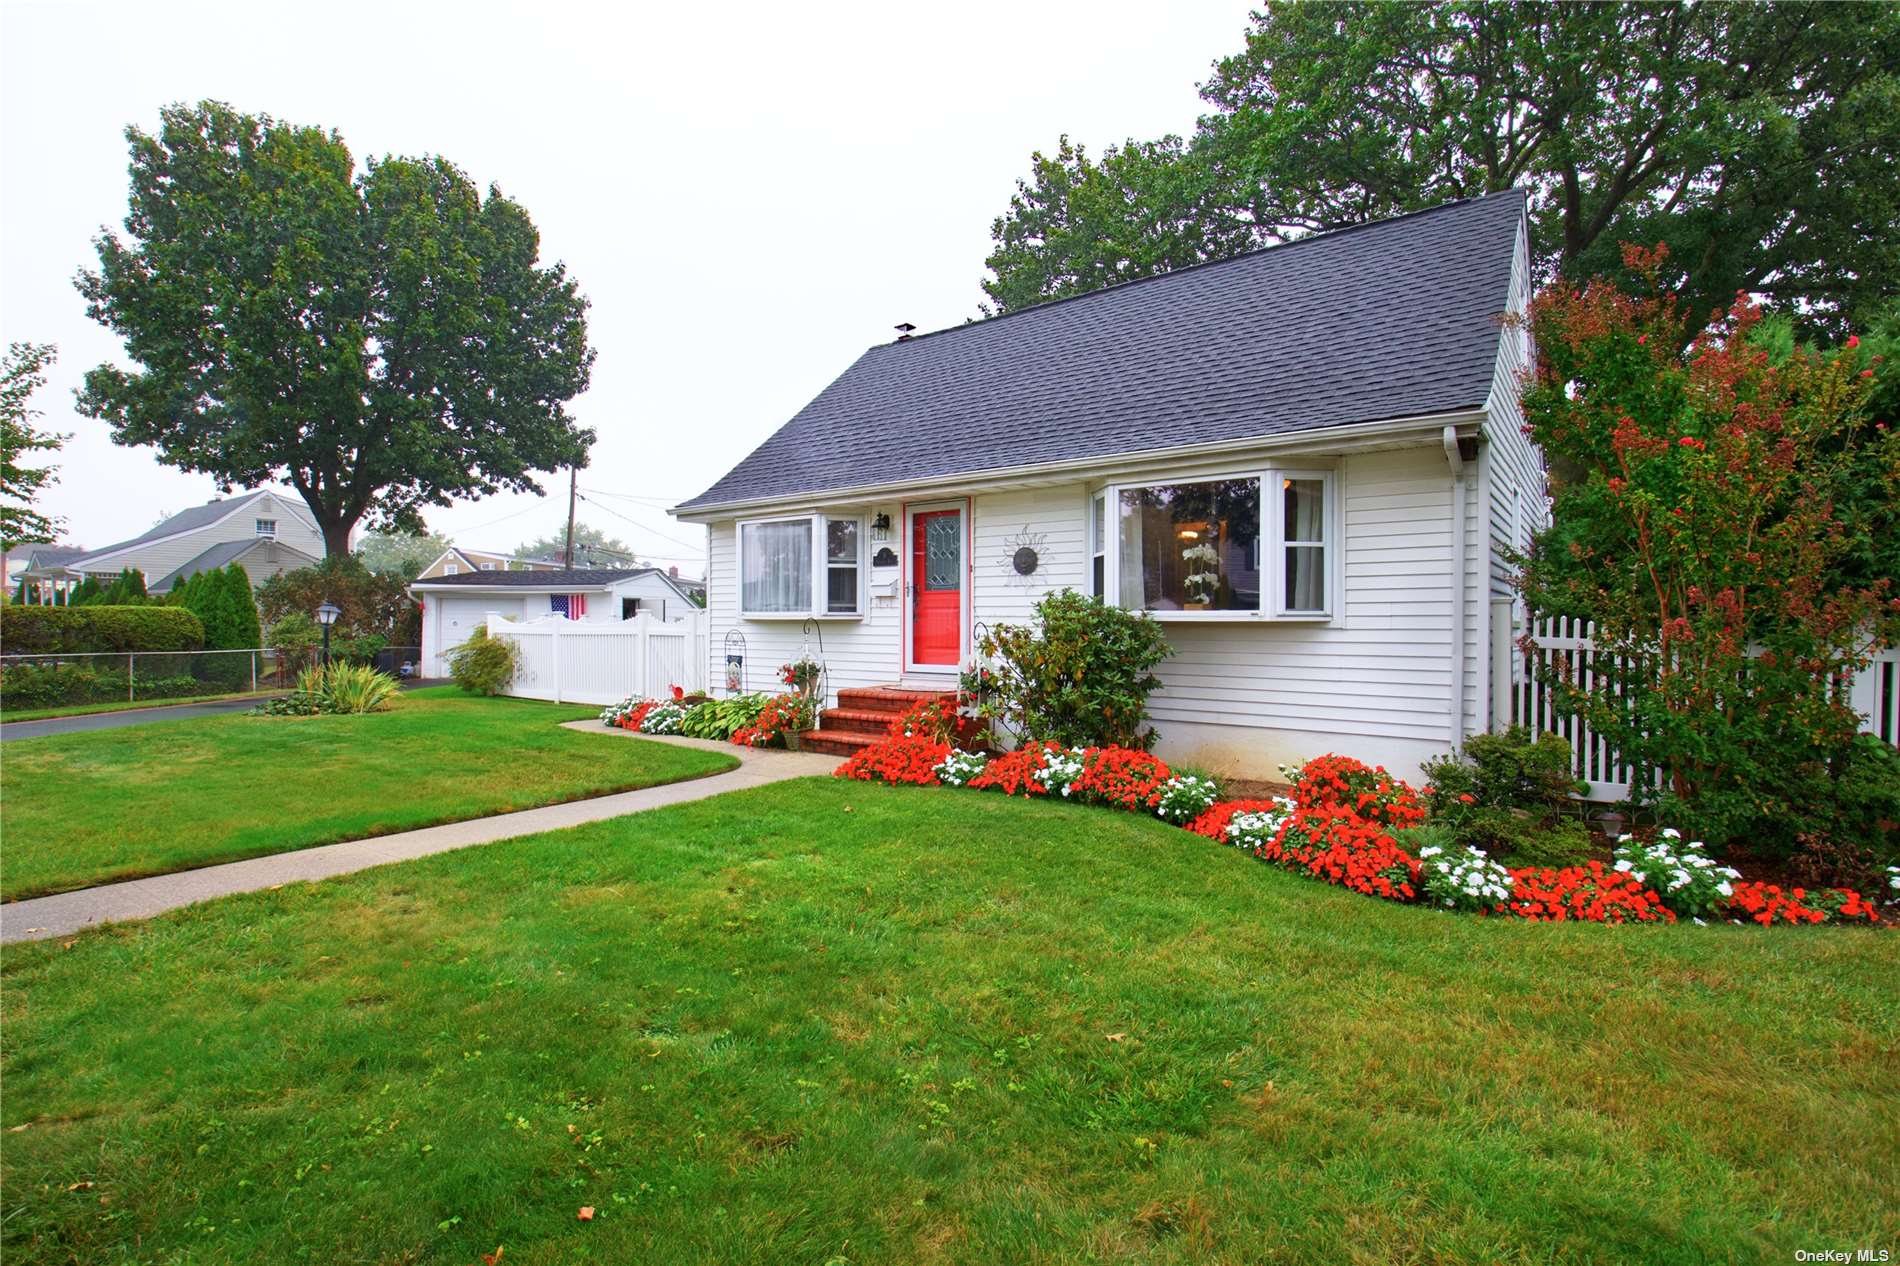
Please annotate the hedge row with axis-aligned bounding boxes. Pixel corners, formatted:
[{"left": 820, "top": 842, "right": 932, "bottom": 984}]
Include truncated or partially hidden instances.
[{"left": 0, "top": 605, "right": 205, "bottom": 654}]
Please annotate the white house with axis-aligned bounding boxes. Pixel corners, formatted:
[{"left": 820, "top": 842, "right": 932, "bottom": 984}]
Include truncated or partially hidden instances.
[
  {"left": 672, "top": 191, "right": 1544, "bottom": 779},
  {"left": 409, "top": 566, "right": 704, "bottom": 676},
  {"left": 49, "top": 489, "right": 325, "bottom": 594},
  {"left": 414, "top": 547, "right": 562, "bottom": 579}
]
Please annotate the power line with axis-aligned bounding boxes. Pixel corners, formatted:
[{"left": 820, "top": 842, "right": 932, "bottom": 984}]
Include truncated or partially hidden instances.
[{"left": 574, "top": 492, "right": 708, "bottom": 555}]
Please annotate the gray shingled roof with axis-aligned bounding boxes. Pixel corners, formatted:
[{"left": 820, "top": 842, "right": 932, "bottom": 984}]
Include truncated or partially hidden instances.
[
  {"left": 152, "top": 537, "right": 319, "bottom": 592},
  {"left": 74, "top": 489, "right": 298, "bottom": 564},
  {"left": 679, "top": 190, "right": 1526, "bottom": 512},
  {"left": 409, "top": 567, "right": 659, "bottom": 589}
]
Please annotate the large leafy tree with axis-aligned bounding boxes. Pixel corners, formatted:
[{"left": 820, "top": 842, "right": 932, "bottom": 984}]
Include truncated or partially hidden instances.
[
  {"left": 983, "top": 2, "right": 1900, "bottom": 336},
  {"left": 355, "top": 529, "right": 454, "bottom": 578},
  {"left": 77, "top": 102, "right": 596, "bottom": 558},
  {"left": 515, "top": 521, "right": 639, "bottom": 567},
  {"left": 1, "top": 342, "right": 67, "bottom": 554}
]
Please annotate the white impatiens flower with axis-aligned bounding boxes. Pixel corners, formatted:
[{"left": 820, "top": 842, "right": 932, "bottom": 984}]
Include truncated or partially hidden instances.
[
  {"left": 1611, "top": 829, "right": 1736, "bottom": 919},
  {"left": 934, "top": 749, "right": 989, "bottom": 787},
  {"left": 1419, "top": 844, "right": 1514, "bottom": 914},
  {"left": 1151, "top": 775, "right": 1220, "bottom": 825}
]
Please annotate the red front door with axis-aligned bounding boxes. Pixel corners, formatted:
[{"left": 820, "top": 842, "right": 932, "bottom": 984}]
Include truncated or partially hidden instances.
[{"left": 910, "top": 509, "right": 962, "bottom": 667}]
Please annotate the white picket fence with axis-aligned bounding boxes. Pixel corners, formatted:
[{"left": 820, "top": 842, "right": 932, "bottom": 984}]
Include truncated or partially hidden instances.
[
  {"left": 485, "top": 610, "right": 708, "bottom": 706},
  {"left": 1494, "top": 600, "right": 1900, "bottom": 800}
]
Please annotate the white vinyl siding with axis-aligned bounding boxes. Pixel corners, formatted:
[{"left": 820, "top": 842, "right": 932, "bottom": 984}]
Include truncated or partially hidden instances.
[{"left": 74, "top": 492, "right": 324, "bottom": 584}]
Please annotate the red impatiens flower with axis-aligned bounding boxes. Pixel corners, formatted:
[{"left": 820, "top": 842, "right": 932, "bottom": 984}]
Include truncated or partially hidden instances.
[
  {"left": 1504, "top": 861, "right": 1673, "bottom": 924},
  {"left": 1292, "top": 754, "right": 1426, "bottom": 829},
  {"left": 835, "top": 734, "right": 951, "bottom": 786},
  {"left": 1185, "top": 799, "right": 1294, "bottom": 841},
  {"left": 1258, "top": 806, "right": 1418, "bottom": 902},
  {"left": 1071, "top": 747, "right": 1172, "bottom": 810}
]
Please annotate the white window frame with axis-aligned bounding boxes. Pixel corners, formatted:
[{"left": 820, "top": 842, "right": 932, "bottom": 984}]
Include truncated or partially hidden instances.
[
  {"left": 444, "top": 562, "right": 460, "bottom": 576},
  {"left": 1088, "top": 489, "right": 1107, "bottom": 599},
  {"left": 736, "top": 512, "right": 866, "bottom": 620},
  {"left": 254, "top": 518, "right": 277, "bottom": 538},
  {"left": 1270, "top": 469, "right": 1336, "bottom": 618},
  {"left": 1103, "top": 466, "right": 1339, "bottom": 622}
]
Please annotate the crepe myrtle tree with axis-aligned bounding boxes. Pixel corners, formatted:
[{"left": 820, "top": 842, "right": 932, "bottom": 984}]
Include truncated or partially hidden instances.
[
  {"left": 76, "top": 101, "right": 596, "bottom": 558},
  {"left": 1517, "top": 244, "right": 1900, "bottom": 849}
]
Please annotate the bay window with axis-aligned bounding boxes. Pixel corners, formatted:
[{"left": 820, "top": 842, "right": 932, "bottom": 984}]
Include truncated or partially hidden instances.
[
  {"left": 739, "top": 514, "right": 864, "bottom": 617},
  {"left": 1102, "top": 469, "right": 1334, "bottom": 619}
]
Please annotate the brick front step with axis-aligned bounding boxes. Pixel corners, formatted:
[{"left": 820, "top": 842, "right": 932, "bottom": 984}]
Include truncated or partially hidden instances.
[
  {"left": 835, "top": 686, "right": 957, "bottom": 715},
  {"left": 795, "top": 729, "right": 884, "bottom": 757},
  {"left": 818, "top": 708, "right": 903, "bottom": 736},
  {"left": 803, "top": 686, "right": 961, "bottom": 757}
]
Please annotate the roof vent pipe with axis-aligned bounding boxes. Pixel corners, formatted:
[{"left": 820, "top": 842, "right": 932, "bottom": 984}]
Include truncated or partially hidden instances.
[{"left": 894, "top": 322, "right": 916, "bottom": 341}]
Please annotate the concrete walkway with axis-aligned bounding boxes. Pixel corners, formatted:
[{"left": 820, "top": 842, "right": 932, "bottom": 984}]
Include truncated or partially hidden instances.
[{"left": 0, "top": 728, "right": 840, "bottom": 944}]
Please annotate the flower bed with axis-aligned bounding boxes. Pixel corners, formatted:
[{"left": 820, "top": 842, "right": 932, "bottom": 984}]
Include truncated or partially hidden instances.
[
  {"left": 831, "top": 732, "right": 1886, "bottom": 931},
  {"left": 602, "top": 687, "right": 810, "bottom": 750}
]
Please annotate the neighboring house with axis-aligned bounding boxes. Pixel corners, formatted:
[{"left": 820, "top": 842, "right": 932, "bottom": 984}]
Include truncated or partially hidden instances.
[
  {"left": 415, "top": 548, "right": 563, "bottom": 580},
  {"left": 673, "top": 190, "right": 1544, "bottom": 778},
  {"left": 5, "top": 544, "right": 90, "bottom": 603},
  {"left": 409, "top": 567, "right": 705, "bottom": 676},
  {"left": 48, "top": 490, "right": 327, "bottom": 594}
]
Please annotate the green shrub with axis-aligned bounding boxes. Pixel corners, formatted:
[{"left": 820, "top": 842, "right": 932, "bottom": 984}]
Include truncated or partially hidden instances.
[
  {"left": 1423, "top": 728, "right": 1593, "bottom": 867},
  {"left": 267, "top": 612, "right": 321, "bottom": 674},
  {"left": 0, "top": 604, "right": 204, "bottom": 654},
  {"left": 260, "top": 663, "right": 401, "bottom": 716},
  {"left": 678, "top": 694, "right": 769, "bottom": 740},
  {"left": 0, "top": 663, "right": 217, "bottom": 710},
  {"left": 972, "top": 589, "right": 1173, "bottom": 749},
  {"left": 448, "top": 627, "right": 520, "bottom": 696}
]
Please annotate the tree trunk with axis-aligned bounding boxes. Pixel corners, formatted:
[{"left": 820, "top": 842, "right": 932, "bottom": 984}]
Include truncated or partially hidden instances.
[{"left": 322, "top": 517, "right": 355, "bottom": 559}]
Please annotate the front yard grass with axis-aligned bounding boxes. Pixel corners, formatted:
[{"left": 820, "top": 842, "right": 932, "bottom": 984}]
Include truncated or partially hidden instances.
[
  {"left": 3, "top": 778, "right": 1893, "bottom": 1264},
  {"left": 0, "top": 687, "right": 735, "bottom": 901}
]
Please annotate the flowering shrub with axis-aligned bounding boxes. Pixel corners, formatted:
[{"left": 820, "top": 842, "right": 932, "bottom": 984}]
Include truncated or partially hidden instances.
[
  {"left": 1418, "top": 844, "right": 1514, "bottom": 913},
  {"left": 639, "top": 699, "right": 690, "bottom": 735},
  {"left": 1184, "top": 798, "right": 1294, "bottom": 842},
  {"left": 1073, "top": 748, "right": 1172, "bottom": 810},
  {"left": 972, "top": 590, "right": 1173, "bottom": 749},
  {"left": 1258, "top": 807, "right": 1418, "bottom": 901},
  {"left": 733, "top": 692, "right": 815, "bottom": 748},
  {"left": 837, "top": 734, "right": 950, "bottom": 786},
  {"left": 1611, "top": 828, "right": 1740, "bottom": 918},
  {"left": 1032, "top": 747, "right": 1088, "bottom": 797},
  {"left": 934, "top": 749, "right": 989, "bottom": 786},
  {"left": 1152, "top": 774, "right": 1220, "bottom": 825},
  {"left": 1723, "top": 882, "right": 1880, "bottom": 927},
  {"left": 1505, "top": 862, "right": 1674, "bottom": 924},
  {"left": 1292, "top": 754, "right": 1426, "bottom": 829},
  {"left": 966, "top": 743, "right": 1058, "bottom": 796},
  {"left": 1221, "top": 798, "right": 1297, "bottom": 853}
]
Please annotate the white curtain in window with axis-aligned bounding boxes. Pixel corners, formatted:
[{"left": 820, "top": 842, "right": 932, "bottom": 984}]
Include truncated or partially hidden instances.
[
  {"left": 742, "top": 520, "right": 812, "bottom": 612},
  {"left": 1284, "top": 478, "right": 1325, "bottom": 611}
]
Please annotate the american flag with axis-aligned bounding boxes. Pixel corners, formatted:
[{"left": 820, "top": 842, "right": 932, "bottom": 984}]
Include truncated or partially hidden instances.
[{"left": 549, "top": 593, "right": 588, "bottom": 618}]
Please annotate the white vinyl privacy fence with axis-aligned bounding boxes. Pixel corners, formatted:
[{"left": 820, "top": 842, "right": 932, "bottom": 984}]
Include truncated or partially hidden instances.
[
  {"left": 1491, "top": 599, "right": 1900, "bottom": 800},
  {"left": 485, "top": 611, "right": 708, "bottom": 706}
]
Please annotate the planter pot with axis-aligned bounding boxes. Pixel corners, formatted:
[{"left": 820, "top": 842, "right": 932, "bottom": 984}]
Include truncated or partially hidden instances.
[{"left": 784, "top": 731, "right": 804, "bottom": 753}]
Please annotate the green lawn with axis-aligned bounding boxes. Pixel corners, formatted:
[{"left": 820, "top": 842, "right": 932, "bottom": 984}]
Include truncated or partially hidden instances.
[
  {"left": 3, "top": 779, "right": 1893, "bottom": 1265},
  {"left": 0, "top": 687, "right": 735, "bottom": 901}
]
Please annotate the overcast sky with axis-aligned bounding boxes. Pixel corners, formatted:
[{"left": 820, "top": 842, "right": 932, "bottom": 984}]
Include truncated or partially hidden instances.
[{"left": 1, "top": 0, "right": 1254, "bottom": 571}]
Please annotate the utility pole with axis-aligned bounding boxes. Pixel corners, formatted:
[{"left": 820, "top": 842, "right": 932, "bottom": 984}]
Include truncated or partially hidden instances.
[{"left": 563, "top": 465, "right": 577, "bottom": 569}]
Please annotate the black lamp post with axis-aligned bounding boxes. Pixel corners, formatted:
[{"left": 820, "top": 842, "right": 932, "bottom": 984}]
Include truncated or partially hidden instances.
[{"left": 315, "top": 601, "right": 341, "bottom": 666}]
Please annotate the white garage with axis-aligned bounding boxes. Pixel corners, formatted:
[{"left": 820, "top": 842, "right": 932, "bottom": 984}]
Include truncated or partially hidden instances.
[{"left": 410, "top": 567, "right": 703, "bottom": 677}]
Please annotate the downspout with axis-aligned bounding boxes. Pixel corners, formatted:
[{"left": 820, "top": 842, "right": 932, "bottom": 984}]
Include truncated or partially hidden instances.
[{"left": 1444, "top": 426, "right": 1467, "bottom": 750}]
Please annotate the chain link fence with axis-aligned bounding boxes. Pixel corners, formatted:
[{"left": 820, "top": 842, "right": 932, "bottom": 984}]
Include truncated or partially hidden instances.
[{"left": 0, "top": 645, "right": 425, "bottom": 711}]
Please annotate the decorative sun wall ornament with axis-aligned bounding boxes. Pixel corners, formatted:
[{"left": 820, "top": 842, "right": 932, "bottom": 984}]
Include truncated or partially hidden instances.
[{"left": 1000, "top": 524, "right": 1047, "bottom": 589}]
